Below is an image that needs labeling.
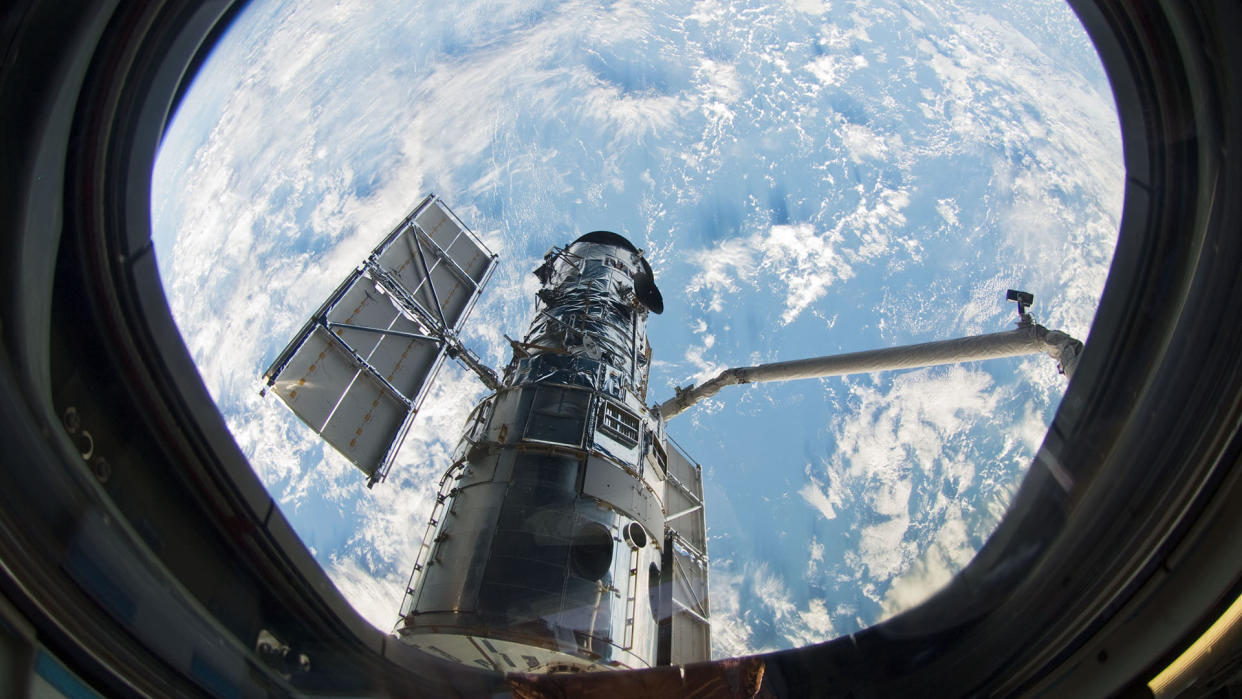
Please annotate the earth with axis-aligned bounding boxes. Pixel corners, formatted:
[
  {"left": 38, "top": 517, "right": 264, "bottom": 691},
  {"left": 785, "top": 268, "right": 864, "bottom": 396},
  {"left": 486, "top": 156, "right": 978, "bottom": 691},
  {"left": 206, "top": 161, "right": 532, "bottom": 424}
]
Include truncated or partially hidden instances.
[{"left": 151, "top": 0, "right": 1122, "bottom": 658}]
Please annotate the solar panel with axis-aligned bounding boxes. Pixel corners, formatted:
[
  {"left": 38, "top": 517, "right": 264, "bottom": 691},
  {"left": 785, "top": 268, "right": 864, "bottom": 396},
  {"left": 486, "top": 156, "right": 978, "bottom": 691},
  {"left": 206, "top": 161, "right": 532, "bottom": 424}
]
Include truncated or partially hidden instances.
[
  {"left": 665, "top": 440, "right": 707, "bottom": 553},
  {"left": 664, "top": 439, "right": 711, "bottom": 664},
  {"left": 263, "top": 195, "right": 497, "bottom": 485}
]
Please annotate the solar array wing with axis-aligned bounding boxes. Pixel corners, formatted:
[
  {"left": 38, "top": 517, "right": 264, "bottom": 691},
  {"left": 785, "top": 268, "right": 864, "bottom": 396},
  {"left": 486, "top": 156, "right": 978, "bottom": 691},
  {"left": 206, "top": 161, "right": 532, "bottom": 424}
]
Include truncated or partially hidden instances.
[
  {"left": 262, "top": 195, "right": 497, "bottom": 485},
  {"left": 665, "top": 440, "right": 711, "bottom": 664}
]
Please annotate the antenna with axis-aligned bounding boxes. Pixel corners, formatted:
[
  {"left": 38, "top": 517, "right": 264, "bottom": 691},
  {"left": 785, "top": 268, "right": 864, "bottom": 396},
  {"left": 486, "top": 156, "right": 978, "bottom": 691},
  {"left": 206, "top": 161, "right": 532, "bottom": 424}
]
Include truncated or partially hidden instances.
[
  {"left": 1007, "top": 288, "right": 1035, "bottom": 318},
  {"left": 261, "top": 195, "right": 499, "bottom": 486}
]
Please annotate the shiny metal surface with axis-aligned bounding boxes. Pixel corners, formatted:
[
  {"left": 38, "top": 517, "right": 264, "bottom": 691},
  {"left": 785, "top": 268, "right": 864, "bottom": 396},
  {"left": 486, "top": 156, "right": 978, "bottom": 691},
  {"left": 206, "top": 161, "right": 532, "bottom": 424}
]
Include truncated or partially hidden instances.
[
  {"left": 659, "top": 319, "right": 1083, "bottom": 419},
  {"left": 397, "top": 232, "right": 699, "bottom": 671}
]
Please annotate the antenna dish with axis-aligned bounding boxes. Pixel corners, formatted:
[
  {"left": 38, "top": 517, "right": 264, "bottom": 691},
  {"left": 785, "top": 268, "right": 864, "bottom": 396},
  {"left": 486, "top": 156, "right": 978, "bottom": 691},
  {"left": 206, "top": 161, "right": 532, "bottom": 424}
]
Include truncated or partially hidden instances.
[{"left": 634, "top": 260, "right": 664, "bottom": 314}]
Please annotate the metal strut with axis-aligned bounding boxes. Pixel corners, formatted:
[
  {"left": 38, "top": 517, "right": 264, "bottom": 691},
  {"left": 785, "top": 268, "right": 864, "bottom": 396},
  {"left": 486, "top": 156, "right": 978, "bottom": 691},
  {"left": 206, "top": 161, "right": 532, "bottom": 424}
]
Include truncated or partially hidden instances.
[
  {"left": 364, "top": 259, "right": 502, "bottom": 391},
  {"left": 658, "top": 291, "right": 1083, "bottom": 420}
]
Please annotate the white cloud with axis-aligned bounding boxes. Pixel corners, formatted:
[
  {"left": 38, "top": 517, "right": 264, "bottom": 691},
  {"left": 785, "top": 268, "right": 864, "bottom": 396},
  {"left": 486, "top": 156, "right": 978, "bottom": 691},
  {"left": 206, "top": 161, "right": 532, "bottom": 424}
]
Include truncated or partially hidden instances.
[
  {"left": 684, "top": 235, "right": 760, "bottom": 313},
  {"left": 708, "top": 562, "right": 754, "bottom": 659},
  {"left": 788, "top": 0, "right": 830, "bottom": 16},
  {"left": 574, "top": 72, "right": 687, "bottom": 147},
  {"left": 806, "top": 55, "right": 851, "bottom": 86},
  {"left": 821, "top": 366, "right": 999, "bottom": 602},
  {"left": 798, "top": 475, "right": 837, "bottom": 521},
  {"left": 935, "top": 198, "right": 959, "bottom": 227},
  {"left": 760, "top": 223, "right": 854, "bottom": 324},
  {"left": 711, "top": 560, "right": 838, "bottom": 656},
  {"left": 326, "top": 555, "right": 407, "bottom": 633},
  {"left": 694, "top": 58, "right": 744, "bottom": 119},
  {"left": 880, "top": 507, "right": 975, "bottom": 620},
  {"left": 907, "top": 7, "right": 1122, "bottom": 343},
  {"left": 806, "top": 536, "right": 826, "bottom": 578},
  {"left": 839, "top": 123, "right": 888, "bottom": 163},
  {"left": 754, "top": 563, "right": 797, "bottom": 621},
  {"left": 789, "top": 597, "right": 836, "bottom": 647},
  {"left": 685, "top": 192, "right": 914, "bottom": 327}
]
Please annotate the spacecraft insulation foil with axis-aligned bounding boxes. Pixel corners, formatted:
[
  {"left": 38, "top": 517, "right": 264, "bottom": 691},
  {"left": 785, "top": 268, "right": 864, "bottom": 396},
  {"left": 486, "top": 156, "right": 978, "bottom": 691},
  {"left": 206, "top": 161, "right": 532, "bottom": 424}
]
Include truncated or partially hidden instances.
[{"left": 397, "top": 231, "right": 707, "bottom": 673}]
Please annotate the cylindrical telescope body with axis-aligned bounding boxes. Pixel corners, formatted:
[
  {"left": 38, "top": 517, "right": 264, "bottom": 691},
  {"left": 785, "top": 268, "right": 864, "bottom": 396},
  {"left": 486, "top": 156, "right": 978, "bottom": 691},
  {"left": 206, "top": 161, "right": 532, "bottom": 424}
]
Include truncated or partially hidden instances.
[{"left": 397, "top": 232, "right": 669, "bottom": 672}]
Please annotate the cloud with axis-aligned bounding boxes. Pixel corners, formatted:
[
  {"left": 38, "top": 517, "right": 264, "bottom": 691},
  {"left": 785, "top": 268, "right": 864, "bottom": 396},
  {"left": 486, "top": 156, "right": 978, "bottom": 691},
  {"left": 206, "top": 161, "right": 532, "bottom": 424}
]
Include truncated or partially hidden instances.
[
  {"left": 839, "top": 123, "right": 889, "bottom": 163},
  {"left": 798, "top": 475, "right": 837, "bottom": 521},
  {"left": 710, "top": 560, "right": 838, "bottom": 656},
  {"left": 789, "top": 597, "right": 836, "bottom": 647},
  {"left": 805, "top": 536, "right": 825, "bottom": 579},
  {"left": 686, "top": 196, "right": 914, "bottom": 327},
  {"left": 326, "top": 555, "right": 407, "bottom": 633},
  {"left": 708, "top": 562, "right": 754, "bottom": 659},
  {"left": 759, "top": 223, "right": 855, "bottom": 324},
  {"left": 823, "top": 366, "right": 1000, "bottom": 600},
  {"left": 935, "top": 198, "right": 959, "bottom": 227},
  {"left": 754, "top": 563, "right": 797, "bottom": 621},
  {"left": 788, "top": 0, "right": 831, "bottom": 16},
  {"left": 684, "top": 236, "right": 761, "bottom": 313},
  {"left": 573, "top": 71, "right": 688, "bottom": 147},
  {"left": 879, "top": 507, "right": 975, "bottom": 620}
]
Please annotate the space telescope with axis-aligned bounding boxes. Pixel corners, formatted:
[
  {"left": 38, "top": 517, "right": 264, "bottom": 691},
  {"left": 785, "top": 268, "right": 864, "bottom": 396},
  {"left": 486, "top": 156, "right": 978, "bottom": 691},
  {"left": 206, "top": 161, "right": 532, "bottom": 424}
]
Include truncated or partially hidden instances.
[
  {"left": 263, "top": 195, "right": 1082, "bottom": 674},
  {"left": 263, "top": 197, "right": 710, "bottom": 671}
]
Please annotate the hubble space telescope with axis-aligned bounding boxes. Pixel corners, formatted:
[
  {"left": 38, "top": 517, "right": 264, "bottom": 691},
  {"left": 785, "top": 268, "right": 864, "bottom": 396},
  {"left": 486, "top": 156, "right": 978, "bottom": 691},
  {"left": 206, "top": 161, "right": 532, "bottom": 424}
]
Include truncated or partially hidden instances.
[
  {"left": 262, "top": 195, "right": 1081, "bottom": 674},
  {"left": 262, "top": 197, "right": 710, "bottom": 671}
]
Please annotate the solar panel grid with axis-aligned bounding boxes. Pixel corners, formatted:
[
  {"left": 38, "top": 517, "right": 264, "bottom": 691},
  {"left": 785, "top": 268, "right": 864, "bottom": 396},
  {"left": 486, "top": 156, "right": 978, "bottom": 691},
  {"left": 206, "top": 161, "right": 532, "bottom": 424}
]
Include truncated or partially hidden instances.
[{"left": 263, "top": 196, "right": 498, "bottom": 483}]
